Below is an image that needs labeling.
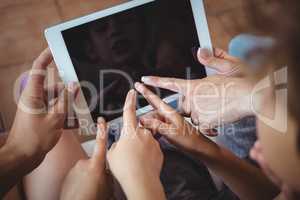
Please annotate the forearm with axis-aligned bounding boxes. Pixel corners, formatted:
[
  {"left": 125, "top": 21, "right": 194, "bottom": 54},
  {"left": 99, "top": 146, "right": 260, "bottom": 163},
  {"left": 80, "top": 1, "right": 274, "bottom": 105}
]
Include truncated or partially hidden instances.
[
  {"left": 0, "top": 141, "right": 44, "bottom": 197},
  {"left": 193, "top": 137, "right": 279, "bottom": 200},
  {"left": 120, "top": 174, "right": 166, "bottom": 200}
]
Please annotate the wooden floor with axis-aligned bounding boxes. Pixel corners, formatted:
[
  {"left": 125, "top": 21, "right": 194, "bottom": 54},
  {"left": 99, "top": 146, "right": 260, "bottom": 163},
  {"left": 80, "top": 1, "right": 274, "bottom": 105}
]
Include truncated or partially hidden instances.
[{"left": 0, "top": 0, "right": 256, "bottom": 131}]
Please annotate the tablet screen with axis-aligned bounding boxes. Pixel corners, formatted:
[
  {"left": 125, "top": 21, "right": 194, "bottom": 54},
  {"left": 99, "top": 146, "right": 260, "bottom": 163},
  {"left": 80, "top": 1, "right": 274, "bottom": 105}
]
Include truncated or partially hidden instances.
[{"left": 62, "top": 0, "right": 206, "bottom": 122}]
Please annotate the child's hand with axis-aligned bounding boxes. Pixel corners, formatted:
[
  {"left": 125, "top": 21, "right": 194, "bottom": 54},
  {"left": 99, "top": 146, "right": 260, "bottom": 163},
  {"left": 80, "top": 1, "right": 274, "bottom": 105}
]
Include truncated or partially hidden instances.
[
  {"left": 61, "top": 118, "right": 113, "bottom": 200},
  {"left": 7, "top": 48, "right": 78, "bottom": 168},
  {"left": 107, "top": 90, "right": 165, "bottom": 200},
  {"left": 135, "top": 82, "right": 215, "bottom": 156}
]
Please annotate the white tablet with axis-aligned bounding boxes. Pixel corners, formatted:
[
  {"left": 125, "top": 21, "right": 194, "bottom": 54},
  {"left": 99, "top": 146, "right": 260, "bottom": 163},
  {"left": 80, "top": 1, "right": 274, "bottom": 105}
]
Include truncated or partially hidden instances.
[{"left": 45, "top": 0, "right": 214, "bottom": 140}]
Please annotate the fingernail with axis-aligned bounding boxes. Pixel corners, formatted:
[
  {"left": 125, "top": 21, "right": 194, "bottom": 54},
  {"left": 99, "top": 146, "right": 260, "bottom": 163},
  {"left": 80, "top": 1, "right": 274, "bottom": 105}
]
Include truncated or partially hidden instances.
[
  {"left": 141, "top": 76, "right": 151, "bottom": 84},
  {"left": 97, "top": 117, "right": 105, "bottom": 124},
  {"left": 135, "top": 82, "right": 143, "bottom": 92},
  {"left": 128, "top": 89, "right": 134, "bottom": 95},
  {"left": 129, "top": 89, "right": 136, "bottom": 98},
  {"left": 97, "top": 117, "right": 106, "bottom": 139},
  {"left": 199, "top": 48, "right": 212, "bottom": 60}
]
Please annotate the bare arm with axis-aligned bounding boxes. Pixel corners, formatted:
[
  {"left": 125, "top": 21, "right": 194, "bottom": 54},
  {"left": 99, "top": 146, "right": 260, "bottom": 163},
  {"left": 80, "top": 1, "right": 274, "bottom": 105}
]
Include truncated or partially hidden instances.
[
  {"left": 0, "top": 49, "right": 77, "bottom": 197},
  {"left": 107, "top": 90, "right": 166, "bottom": 200},
  {"left": 0, "top": 141, "right": 40, "bottom": 197},
  {"left": 193, "top": 138, "right": 280, "bottom": 200},
  {"left": 136, "top": 82, "right": 279, "bottom": 200}
]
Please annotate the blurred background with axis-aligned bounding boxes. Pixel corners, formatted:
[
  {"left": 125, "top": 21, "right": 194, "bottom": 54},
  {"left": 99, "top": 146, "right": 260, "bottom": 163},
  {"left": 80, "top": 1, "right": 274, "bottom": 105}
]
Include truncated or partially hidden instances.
[{"left": 0, "top": 0, "right": 256, "bottom": 132}]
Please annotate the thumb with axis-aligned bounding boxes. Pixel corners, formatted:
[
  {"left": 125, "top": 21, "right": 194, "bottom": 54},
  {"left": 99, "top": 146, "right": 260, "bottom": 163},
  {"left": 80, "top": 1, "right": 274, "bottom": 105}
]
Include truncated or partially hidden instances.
[
  {"left": 91, "top": 117, "right": 108, "bottom": 169},
  {"left": 197, "top": 48, "right": 240, "bottom": 75},
  {"left": 23, "top": 48, "right": 53, "bottom": 99}
]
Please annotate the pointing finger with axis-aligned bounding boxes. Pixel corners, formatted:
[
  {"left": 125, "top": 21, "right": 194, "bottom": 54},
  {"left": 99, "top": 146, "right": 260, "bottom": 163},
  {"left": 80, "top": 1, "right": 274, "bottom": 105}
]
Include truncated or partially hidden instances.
[
  {"left": 122, "top": 89, "right": 137, "bottom": 136},
  {"left": 91, "top": 117, "right": 108, "bottom": 169},
  {"left": 135, "top": 82, "right": 179, "bottom": 124},
  {"left": 141, "top": 76, "right": 188, "bottom": 94}
]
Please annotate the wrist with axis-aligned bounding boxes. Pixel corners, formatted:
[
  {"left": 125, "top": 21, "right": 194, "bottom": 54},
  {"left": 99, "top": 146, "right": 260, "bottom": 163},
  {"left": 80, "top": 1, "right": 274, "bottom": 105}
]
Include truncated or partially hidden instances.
[
  {"left": 4, "top": 134, "right": 45, "bottom": 173},
  {"left": 241, "top": 79, "right": 265, "bottom": 117},
  {"left": 0, "top": 141, "right": 44, "bottom": 196},
  {"left": 192, "top": 134, "right": 222, "bottom": 163}
]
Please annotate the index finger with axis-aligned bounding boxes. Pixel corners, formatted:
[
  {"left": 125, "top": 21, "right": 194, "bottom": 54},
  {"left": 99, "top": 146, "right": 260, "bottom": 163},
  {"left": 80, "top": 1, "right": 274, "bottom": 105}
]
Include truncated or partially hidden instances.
[
  {"left": 135, "top": 82, "right": 179, "bottom": 124},
  {"left": 91, "top": 117, "right": 108, "bottom": 169},
  {"left": 122, "top": 89, "right": 138, "bottom": 133},
  {"left": 141, "top": 76, "right": 188, "bottom": 94}
]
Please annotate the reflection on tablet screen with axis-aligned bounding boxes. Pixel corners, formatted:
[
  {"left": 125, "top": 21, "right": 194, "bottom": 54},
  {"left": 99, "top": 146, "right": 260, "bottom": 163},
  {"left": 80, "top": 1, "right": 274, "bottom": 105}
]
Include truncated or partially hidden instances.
[{"left": 62, "top": 0, "right": 206, "bottom": 122}]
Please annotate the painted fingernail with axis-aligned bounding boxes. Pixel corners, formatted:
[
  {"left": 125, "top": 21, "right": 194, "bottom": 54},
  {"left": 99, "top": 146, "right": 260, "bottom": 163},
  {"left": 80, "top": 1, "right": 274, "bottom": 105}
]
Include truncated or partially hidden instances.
[{"left": 199, "top": 48, "right": 212, "bottom": 60}]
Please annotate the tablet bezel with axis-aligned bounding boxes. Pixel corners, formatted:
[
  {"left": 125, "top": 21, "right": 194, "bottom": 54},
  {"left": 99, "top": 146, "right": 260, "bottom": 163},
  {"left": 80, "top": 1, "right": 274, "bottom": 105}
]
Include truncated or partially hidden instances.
[{"left": 45, "top": 0, "right": 214, "bottom": 135}]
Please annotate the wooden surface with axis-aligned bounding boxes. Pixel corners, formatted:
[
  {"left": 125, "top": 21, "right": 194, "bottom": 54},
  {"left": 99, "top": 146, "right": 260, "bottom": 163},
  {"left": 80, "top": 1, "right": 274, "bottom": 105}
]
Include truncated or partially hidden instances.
[{"left": 0, "top": 0, "right": 255, "bottom": 130}]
